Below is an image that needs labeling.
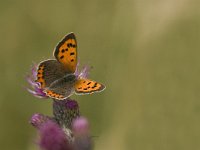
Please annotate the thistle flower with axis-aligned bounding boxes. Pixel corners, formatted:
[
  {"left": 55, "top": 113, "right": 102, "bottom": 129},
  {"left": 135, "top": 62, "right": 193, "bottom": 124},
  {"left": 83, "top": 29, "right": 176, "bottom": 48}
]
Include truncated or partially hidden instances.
[
  {"left": 53, "top": 98, "right": 80, "bottom": 128},
  {"left": 72, "top": 117, "right": 90, "bottom": 137},
  {"left": 26, "top": 64, "right": 47, "bottom": 99},
  {"left": 28, "top": 63, "right": 94, "bottom": 150},
  {"left": 53, "top": 98, "right": 80, "bottom": 143},
  {"left": 27, "top": 33, "right": 106, "bottom": 150},
  {"left": 75, "top": 64, "right": 91, "bottom": 79},
  {"left": 30, "top": 113, "right": 51, "bottom": 129},
  {"left": 72, "top": 117, "right": 93, "bottom": 150},
  {"left": 39, "top": 120, "right": 71, "bottom": 150},
  {"left": 30, "top": 98, "right": 94, "bottom": 150}
]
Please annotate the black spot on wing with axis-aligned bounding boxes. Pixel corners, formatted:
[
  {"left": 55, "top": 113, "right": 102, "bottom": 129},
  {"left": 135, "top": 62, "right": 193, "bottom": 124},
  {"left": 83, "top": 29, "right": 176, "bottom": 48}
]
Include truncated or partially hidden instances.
[
  {"left": 54, "top": 33, "right": 76, "bottom": 59},
  {"left": 70, "top": 52, "right": 75, "bottom": 56}
]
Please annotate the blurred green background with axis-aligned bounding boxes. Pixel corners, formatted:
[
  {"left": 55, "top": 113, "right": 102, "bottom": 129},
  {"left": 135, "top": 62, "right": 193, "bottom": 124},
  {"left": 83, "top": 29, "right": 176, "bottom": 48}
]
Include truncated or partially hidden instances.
[{"left": 1, "top": 0, "right": 200, "bottom": 150}]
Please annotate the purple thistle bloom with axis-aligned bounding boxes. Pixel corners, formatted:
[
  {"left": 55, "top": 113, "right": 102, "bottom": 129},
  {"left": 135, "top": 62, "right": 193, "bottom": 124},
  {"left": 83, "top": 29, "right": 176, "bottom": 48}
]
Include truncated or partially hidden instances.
[
  {"left": 72, "top": 117, "right": 93, "bottom": 150},
  {"left": 72, "top": 117, "right": 90, "bottom": 137},
  {"left": 75, "top": 64, "right": 91, "bottom": 79},
  {"left": 53, "top": 98, "right": 80, "bottom": 128},
  {"left": 30, "top": 113, "right": 51, "bottom": 129},
  {"left": 30, "top": 99, "right": 94, "bottom": 150},
  {"left": 28, "top": 63, "right": 94, "bottom": 150},
  {"left": 39, "top": 120, "right": 71, "bottom": 150},
  {"left": 26, "top": 64, "right": 48, "bottom": 99}
]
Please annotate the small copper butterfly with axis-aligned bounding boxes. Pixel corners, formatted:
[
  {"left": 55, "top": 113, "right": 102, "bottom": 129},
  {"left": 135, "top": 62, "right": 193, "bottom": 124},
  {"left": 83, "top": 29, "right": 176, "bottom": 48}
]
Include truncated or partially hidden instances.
[{"left": 35, "top": 33, "right": 105, "bottom": 100}]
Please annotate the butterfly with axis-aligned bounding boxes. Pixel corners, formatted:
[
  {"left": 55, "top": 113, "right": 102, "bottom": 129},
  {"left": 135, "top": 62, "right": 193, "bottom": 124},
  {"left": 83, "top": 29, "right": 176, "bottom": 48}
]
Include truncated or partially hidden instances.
[{"left": 35, "top": 33, "right": 105, "bottom": 100}]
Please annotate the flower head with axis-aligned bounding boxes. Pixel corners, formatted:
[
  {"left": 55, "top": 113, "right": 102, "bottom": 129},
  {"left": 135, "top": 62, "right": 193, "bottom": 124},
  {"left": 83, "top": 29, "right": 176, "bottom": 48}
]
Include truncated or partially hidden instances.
[
  {"left": 26, "top": 64, "right": 47, "bottom": 99},
  {"left": 72, "top": 117, "right": 93, "bottom": 150},
  {"left": 75, "top": 64, "right": 91, "bottom": 79},
  {"left": 72, "top": 117, "right": 90, "bottom": 137},
  {"left": 30, "top": 113, "right": 51, "bottom": 129},
  {"left": 53, "top": 98, "right": 80, "bottom": 128},
  {"left": 39, "top": 120, "right": 71, "bottom": 150}
]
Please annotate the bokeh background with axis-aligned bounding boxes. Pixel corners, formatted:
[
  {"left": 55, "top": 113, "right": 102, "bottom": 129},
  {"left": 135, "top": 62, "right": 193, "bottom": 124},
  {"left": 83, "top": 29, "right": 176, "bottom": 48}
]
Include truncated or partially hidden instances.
[{"left": 1, "top": 0, "right": 200, "bottom": 150}]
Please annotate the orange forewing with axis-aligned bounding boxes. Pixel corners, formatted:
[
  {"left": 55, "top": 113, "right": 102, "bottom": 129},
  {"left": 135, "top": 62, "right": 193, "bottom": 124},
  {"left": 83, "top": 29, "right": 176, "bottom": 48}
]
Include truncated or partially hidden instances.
[
  {"left": 54, "top": 33, "right": 77, "bottom": 73},
  {"left": 75, "top": 79, "right": 105, "bottom": 94}
]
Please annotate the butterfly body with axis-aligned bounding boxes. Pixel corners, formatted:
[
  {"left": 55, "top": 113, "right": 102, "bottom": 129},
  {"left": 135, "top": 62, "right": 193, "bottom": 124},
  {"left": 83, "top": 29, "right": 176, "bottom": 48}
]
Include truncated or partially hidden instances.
[
  {"left": 35, "top": 33, "right": 105, "bottom": 100},
  {"left": 49, "top": 74, "right": 76, "bottom": 88}
]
